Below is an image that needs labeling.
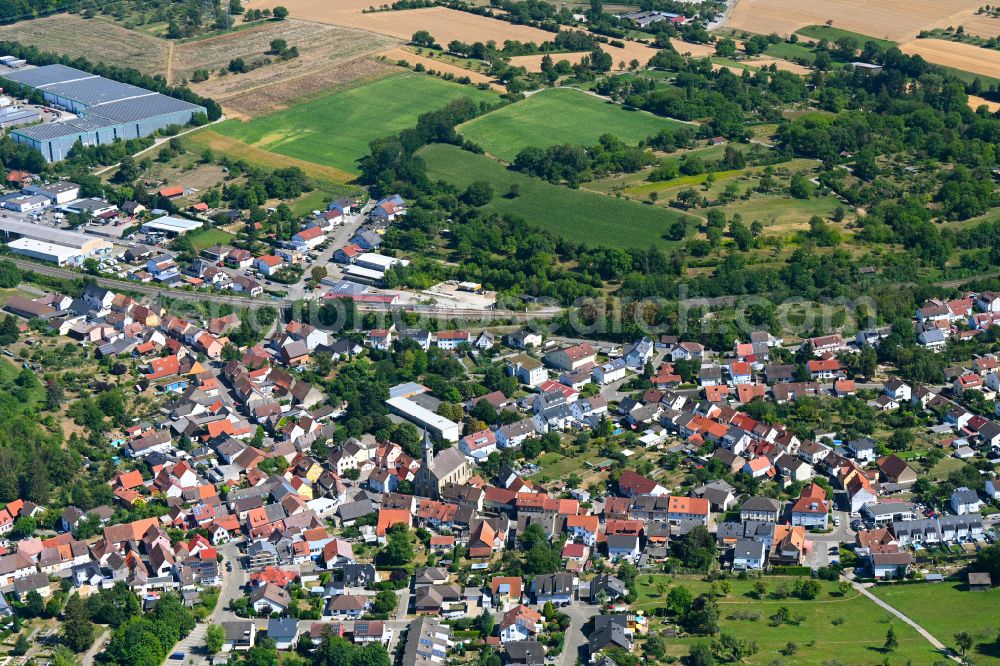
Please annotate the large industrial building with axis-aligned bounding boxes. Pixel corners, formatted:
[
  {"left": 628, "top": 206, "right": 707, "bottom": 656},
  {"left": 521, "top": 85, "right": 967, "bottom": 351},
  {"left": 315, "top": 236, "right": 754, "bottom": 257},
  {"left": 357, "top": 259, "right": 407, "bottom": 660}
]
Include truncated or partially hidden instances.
[
  {"left": 3, "top": 64, "right": 206, "bottom": 162},
  {"left": 0, "top": 218, "right": 113, "bottom": 265},
  {"left": 141, "top": 215, "right": 203, "bottom": 236}
]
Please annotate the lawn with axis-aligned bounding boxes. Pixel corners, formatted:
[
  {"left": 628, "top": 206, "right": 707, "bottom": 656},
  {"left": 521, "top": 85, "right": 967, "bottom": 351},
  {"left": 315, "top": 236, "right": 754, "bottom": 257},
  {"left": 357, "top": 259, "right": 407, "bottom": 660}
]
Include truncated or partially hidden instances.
[
  {"left": 719, "top": 194, "right": 846, "bottom": 232},
  {"left": 634, "top": 574, "right": 943, "bottom": 665},
  {"left": 185, "top": 227, "right": 236, "bottom": 252},
  {"left": 457, "top": 88, "right": 691, "bottom": 162},
  {"left": 765, "top": 41, "right": 817, "bottom": 64},
  {"left": 871, "top": 582, "right": 1000, "bottom": 664},
  {"left": 213, "top": 73, "right": 499, "bottom": 175},
  {"left": 417, "top": 143, "right": 697, "bottom": 249},
  {"left": 795, "top": 25, "right": 896, "bottom": 49}
]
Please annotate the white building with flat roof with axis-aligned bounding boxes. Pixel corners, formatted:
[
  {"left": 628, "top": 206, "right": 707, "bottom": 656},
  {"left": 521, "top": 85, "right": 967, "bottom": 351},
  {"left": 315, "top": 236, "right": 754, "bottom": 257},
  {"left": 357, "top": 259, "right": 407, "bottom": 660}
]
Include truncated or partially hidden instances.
[
  {"left": 354, "top": 252, "right": 408, "bottom": 273},
  {"left": 24, "top": 182, "right": 80, "bottom": 205},
  {"left": 141, "top": 215, "right": 203, "bottom": 236},
  {"left": 0, "top": 218, "right": 113, "bottom": 259},
  {"left": 386, "top": 396, "right": 460, "bottom": 442},
  {"left": 7, "top": 237, "right": 84, "bottom": 265}
]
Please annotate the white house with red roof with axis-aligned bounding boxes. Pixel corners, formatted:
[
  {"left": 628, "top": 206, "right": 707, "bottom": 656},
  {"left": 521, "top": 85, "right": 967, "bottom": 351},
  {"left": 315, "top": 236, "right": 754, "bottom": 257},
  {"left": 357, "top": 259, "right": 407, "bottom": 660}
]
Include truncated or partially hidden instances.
[{"left": 254, "top": 255, "right": 284, "bottom": 277}]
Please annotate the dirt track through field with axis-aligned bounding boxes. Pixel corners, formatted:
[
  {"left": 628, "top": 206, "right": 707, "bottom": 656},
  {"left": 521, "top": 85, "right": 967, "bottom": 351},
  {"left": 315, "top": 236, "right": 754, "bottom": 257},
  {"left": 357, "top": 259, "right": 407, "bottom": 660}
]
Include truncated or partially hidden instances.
[
  {"left": 899, "top": 38, "right": 1000, "bottom": 79},
  {"left": 725, "top": 0, "right": 985, "bottom": 42}
]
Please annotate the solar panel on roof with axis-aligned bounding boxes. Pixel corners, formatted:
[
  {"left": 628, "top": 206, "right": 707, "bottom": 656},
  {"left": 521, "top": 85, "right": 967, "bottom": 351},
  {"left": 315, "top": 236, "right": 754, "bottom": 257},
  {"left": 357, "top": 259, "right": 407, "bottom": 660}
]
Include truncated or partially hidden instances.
[
  {"left": 43, "top": 78, "right": 153, "bottom": 106},
  {"left": 2, "top": 64, "right": 96, "bottom": 88},
  {"left": 85, "top": 94, "right": 203, "bottom": 123}
]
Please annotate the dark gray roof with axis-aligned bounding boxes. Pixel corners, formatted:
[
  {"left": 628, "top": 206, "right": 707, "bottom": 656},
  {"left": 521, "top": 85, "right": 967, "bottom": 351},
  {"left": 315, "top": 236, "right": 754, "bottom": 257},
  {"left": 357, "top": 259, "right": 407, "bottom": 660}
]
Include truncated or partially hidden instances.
[{"left": 505, "top": 641, "right": 545, "bottom": 665}]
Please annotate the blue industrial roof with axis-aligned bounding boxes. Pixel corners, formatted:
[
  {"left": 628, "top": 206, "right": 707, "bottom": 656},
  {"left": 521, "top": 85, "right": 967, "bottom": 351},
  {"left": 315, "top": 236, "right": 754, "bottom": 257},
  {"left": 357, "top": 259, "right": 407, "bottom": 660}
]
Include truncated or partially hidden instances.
[
  {"left": 13, "top": 115, "right": 118, "bottom": 141},
  {"left": 2, "top": 64, "right": 96, "bottom": 88},
  {"left": 86, "top": 94, "right": 204, "bottom": 123},
  {"left": 42, "top": 78, "right": 153, "bottom": 107}
]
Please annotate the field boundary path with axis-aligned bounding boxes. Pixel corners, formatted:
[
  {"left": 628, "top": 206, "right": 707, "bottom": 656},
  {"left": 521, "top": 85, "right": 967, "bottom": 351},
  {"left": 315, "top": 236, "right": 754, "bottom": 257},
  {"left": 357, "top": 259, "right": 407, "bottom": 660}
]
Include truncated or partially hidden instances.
[
  {"left": 82, "top": 628, "right": 110, "bottom": 666},
  {"left": 846, "top": 577, "right": 961, "bottom": 663},
  {"left": 165, "top": 40, "right": 175, "bottom": 85}
]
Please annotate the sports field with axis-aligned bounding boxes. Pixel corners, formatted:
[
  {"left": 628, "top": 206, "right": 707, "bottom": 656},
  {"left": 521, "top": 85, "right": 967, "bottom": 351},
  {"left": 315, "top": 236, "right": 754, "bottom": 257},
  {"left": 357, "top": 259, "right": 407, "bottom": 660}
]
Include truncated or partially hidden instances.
[
  {"left": 418, "top": 143, "right": 696, "bottom": 249},
  {"left": 458, "top": 88, "right": 691, "bottom": 162},
  {"left": 872, "top": 582, "right": 1000, "bottom": 664},
  {"left": 212, "top": 73, "right": 498, "bottom": 175}
]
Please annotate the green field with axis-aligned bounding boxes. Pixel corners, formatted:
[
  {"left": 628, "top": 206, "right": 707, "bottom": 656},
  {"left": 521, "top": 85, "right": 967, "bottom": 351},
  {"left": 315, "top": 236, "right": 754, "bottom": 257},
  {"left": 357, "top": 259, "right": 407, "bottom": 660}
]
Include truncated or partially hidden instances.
[
  {"left": 872, "top": 582, "right": 1000, "bottom": 664},
  {"left": 457, "top": 88, "right": 691, "bottom": 162},
  {"left": 418, "top": 143, "right": 696, "bottom": 249},
  {"left": 186, "top": 227, "right": 235, "bottom": 251},
  {"left": 795, "top": 25, "right": 896, "bottom": 49},
  {"left": 213, "top": 73, "right": 499, "bottom": 175},
  {"left": 765, "top": 41, "right": 817, "bottom": 64},
  {"left": 634, "top": 575, "right": 943, "bottom": 665}
]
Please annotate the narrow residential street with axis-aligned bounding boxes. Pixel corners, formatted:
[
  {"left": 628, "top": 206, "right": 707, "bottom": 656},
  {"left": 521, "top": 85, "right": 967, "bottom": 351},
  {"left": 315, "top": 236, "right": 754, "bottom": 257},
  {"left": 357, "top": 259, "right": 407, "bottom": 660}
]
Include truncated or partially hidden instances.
[{"left": 559, "top": 603, "right": 601, "bottom": 666}]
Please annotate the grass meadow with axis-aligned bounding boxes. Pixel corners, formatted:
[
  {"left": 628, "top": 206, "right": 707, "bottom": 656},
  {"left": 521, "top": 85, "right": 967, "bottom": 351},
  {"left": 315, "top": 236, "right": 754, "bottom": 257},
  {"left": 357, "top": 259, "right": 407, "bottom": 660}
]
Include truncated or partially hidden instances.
[
  {"left": 212, "top": 73, "right": 499, "bottom": 175},
  {"left": 418, "top": 142, "right": 696, "bottom": 249},
  {"left": 457, "top": 88, "right": 691, "bottom": 162}
]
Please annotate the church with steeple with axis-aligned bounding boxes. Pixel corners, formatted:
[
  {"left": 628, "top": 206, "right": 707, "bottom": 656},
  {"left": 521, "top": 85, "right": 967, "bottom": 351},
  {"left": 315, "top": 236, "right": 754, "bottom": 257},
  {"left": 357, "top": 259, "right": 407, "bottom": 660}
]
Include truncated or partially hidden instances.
[{"left": 413, "top": 430, "right": 472, "bottom": 499}]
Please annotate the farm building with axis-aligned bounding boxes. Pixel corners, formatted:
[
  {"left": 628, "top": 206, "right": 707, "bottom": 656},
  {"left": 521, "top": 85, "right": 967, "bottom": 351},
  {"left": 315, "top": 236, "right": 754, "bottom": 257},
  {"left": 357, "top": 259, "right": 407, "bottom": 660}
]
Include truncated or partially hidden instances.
[{"left": 4, "top": 64, "right": 206, "bottom": 162}]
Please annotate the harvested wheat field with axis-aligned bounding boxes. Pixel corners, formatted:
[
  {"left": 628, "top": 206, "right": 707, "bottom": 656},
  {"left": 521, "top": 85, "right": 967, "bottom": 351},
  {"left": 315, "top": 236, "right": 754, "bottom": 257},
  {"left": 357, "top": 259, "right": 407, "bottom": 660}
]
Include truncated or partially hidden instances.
[
  {"left": 938, "top": 12, "right": 1000, "bottom": 38},
  {"left": 380, "top": 47, "right": 503, "bottom": 90},
  {"left": 969, "top": 94, "right": 1000, "bottom": 112},
  {"left": 0, "top": 14, "right": 170, "bottom": 75},
  {"left": 253, "top": 0, "right": 554, "bottom": 43},
  {"left": 744, "top": 57, "right": 811, "bottom": 74},
  {"left": 899, "top": 38, "right": 1000, "bottom": 79},
  {"left": 509, "top": 52, "right": 589, "bottom": 71},
  {"left": 179, "top": 19, "right": 396, "bottom": 116},
  {"left": 726, "top": 0, "right": 983, "bottom": 43},
  {"left": 208, "top": 56, "right": 398, "bottom": 119}
]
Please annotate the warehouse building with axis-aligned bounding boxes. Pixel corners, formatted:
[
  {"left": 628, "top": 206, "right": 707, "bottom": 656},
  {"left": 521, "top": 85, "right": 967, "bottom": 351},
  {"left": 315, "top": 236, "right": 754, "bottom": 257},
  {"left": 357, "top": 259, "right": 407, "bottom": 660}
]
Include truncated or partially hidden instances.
[
  {"left": 4, "top": 64, "right": 206, "bottom": 162},
  {"left": 24, "top": 181, "right": 80, "bottom": 205},
  {"left": 0, "top": 106, "right": 40, "bottom": 128},
  {"left": 141, "top": 215, "right": 203, "bottom": 237},
  {"left": 7, "top": 237, "right": 85, "bottom": 266},
  {"left": 0, "top": 218, "right": 113, "bottom": 263}
]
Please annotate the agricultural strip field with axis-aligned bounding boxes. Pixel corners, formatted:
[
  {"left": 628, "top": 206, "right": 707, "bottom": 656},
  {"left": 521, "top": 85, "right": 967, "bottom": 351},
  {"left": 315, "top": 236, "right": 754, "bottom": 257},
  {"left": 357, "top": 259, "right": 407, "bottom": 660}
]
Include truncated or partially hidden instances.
[
  {"left": 418, "top": 142, "right": 697, "bottom": 249},
  {"left": 211, "top": 73, "right": 499, "bottom": 175},
  {"left": 255, "top": 0, "right": 663, "bottom": 69},
  {"left": 634, "top": 575, "right": 943, "bottom": 665},
  {"left": 458, "top": 88, "right": 691, "bottom": 162},
  {"left": 871, "top": 582, "right": 1000, "bottom": 664},
  {"left": 179, "top": 19, "right": 397, "bottom": 117},
  {"left": 899, "top": 38, "right": 1000, "bottom": 80},
  {"left": 795, "top": 25, "right": 896, "bottom": 48},
  {"left": 379, "top": 47, "right": 503, "bottom": 90},
  {"left": 184, "top": 130, "right": 358, "bottom": 185},
  {"left": 947, "top": 12, "right": 1000, "bottom": 39},
  {"left": 0, "top": 14, "right": 170, "bottom": 76},
  {"left": 725, "top": 0, "right": 982, "bottom": 43}
]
